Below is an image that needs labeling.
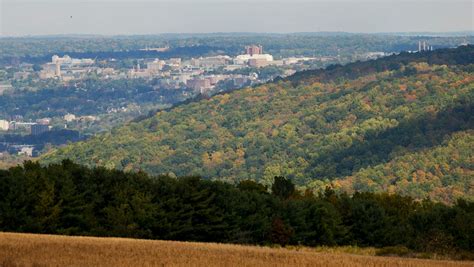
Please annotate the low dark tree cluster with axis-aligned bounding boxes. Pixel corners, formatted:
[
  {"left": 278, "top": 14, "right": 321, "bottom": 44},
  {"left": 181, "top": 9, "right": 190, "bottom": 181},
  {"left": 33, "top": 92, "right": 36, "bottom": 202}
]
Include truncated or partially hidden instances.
[{"left": 0, "top": 161, "right": 472, "bottom": 255}]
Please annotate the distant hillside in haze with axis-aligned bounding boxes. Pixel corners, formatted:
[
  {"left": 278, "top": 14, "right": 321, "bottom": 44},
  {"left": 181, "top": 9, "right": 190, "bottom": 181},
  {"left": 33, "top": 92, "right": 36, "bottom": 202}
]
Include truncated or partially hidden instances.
[{"left": 42, "top": 46, "right": 474, "bottom": 203}]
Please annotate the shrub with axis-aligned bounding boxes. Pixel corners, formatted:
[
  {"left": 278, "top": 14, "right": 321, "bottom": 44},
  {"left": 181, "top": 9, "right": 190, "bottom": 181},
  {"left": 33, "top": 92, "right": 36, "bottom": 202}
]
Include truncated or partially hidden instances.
[{"left": 376, "top": 246, "right": 411, "bottom": 257}]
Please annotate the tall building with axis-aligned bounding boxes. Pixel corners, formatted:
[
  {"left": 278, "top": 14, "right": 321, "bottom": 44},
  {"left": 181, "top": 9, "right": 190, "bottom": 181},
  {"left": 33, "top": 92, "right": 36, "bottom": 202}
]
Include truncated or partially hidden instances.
[
  {"left": 186, "top": 78, "right": 212, "bottom": 93},
  {"left": 18, "top": 146, "right": 33, "bottom": 157},
  {"left": 245, "top": 45, "right": 263, "bottom": 56},
  {"left": 191, "top": 56, "right": 231, "bottom": 68},
  {"left": 31, "top": 124, "right": 49, "bottom": 135},
  {"left": 248, "top": 58, "right": 269, "bottom": 68},
  {"left": 418, "top": 41, "right": 432, "bottom": 52},
  {"left": 52, "top": 55, "right": 72, "bottom": 65},
  {"left": 55, "top": 62, "right": 61, "bottom": 77},
  {"left": 147, "top": 59, "right": 165, "bottom": 73},
  {"left": 234, "top": 54, "right": 273, "bottom": 65},
  {"left": 0, "top": 120, "right": 9, "bottom": 131},
  {"left": 64, "top": 113, "right": 76, "bottom": 122},
  {"left": 0, "top": 83, "right": 13, "bottom": 95},
  {"left": 36, "top": 118, "right": 51, "bottom": 125}
]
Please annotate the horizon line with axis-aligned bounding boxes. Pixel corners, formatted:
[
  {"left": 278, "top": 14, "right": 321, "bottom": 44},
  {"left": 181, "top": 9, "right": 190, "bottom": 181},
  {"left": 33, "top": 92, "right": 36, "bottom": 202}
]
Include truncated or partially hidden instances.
[{"left": 1, "top": 30, "right": 473, "bottom": 39}]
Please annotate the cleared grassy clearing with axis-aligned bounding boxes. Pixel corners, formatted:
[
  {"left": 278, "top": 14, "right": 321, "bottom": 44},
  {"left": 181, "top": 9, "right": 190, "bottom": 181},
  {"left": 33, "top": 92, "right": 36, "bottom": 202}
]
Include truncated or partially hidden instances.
[{"left": 0, "top": 232, "right": 472, "bottom": 267}]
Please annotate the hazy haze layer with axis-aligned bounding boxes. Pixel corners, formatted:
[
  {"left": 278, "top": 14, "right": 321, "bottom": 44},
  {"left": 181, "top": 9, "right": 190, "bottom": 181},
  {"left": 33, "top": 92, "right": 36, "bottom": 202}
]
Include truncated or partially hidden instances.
[{"left": 1, "top": 0, "right": 473, "bottom": 36}]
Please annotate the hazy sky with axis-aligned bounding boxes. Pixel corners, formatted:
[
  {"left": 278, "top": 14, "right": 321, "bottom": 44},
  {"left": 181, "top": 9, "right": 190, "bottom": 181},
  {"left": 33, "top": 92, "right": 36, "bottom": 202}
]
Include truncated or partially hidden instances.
[{"left": 1, "top": 0, "right": 472, "bottom": 36}]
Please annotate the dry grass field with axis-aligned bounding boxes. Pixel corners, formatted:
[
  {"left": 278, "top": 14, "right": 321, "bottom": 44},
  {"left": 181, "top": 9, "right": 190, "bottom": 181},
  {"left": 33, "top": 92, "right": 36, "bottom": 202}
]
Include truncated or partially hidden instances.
[{"left": 0, "top": 232, "right": 472, "bottom": 267}]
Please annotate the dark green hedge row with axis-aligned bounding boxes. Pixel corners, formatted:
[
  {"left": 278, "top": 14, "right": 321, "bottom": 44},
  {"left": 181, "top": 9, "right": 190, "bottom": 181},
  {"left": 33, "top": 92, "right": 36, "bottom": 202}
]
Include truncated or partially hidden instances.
[{"left": 0, "top": 160, "right": 472, "bottom": 254}]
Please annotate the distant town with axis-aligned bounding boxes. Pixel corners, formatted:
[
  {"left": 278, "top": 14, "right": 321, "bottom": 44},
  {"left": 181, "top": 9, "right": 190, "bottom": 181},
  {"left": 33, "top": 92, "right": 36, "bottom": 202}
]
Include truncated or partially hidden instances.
[
  {"left": 0, "top": 40, "right": 445, "bottom": 158},
  {"left": 1, "top": 44, "right": 391, "bottom": 94}
]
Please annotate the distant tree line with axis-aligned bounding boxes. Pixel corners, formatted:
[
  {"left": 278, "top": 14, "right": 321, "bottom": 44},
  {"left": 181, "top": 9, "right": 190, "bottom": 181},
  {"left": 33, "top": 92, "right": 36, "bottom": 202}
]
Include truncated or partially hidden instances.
[
  {"left": 0, "top": 161, "right": 472, "bottom": 257},
  {"left": 0, "top": 130, "right": 82, "bottom": 146},
  {"left": 0, "top": 78, "right": 186, "bottom": 119},
  {"left": 1, "top": 34, "right": 471, "bottom": 66},
  {"left": 0, "top": 129, "right": 83, "bottom": 156},
  {"left": 285, "top": 45, "right": 474, "bottom": 85},
  {"left": 3, "top": 46, "right": 219, "bottom": 65}
]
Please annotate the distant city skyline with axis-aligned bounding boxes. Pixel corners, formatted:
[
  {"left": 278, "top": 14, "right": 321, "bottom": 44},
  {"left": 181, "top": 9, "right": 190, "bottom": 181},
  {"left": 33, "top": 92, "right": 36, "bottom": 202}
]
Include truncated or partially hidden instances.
[{"left": 1, "top": 0, "right": 472, "bottom": 36}]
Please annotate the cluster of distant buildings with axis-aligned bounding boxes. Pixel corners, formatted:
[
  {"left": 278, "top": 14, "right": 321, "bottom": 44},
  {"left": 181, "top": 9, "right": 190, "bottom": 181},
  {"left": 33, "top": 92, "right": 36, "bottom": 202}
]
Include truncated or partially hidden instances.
[
  {"left": 39, "top": 55, "right": 96, "bottom": 81},
  {"left": 35, "top": 45, "right": 285, "bottom": 86},
  {"left": 418, "top": 41, "right": 434, "bottom": 52},
  {"left": 0, "top": 113, "right": 95, "bottom": 157},
  {"left": 0, "top": 118, "right": 51, "bottom": 157},
  {"left": 3, "top": 44, "right": 398, "bottom": 96},
  {"left": 3, "top": 44, "right": 390, "bottom": 96},
  {"left": 63, "top": 113, "right": 97, "bottom": 123},
  {"left": 0, "top": 113, "right": 97, "bottom": 134},
  {"left": 1, "top": 145, "right": 35, "bottom": 157},
  {"left": 0, "top": 118, "right": 51, "bottom": 135},
  {"left": 125, "top": 45, "right": 327, "bottom": 93},
  {"left": 6, "top": 45, "right": 334, "bottom": 94},
  {"left": 0, "top": 82, "right": 14, "bottom": 95},
  {"left": 0, "top": 55, "right": 99, "bottom": 92}
]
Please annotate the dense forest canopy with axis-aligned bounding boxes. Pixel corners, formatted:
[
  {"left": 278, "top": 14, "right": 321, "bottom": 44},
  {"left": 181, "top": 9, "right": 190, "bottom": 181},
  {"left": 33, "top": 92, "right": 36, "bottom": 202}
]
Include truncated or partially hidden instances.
[
  {"left": 0, "top": 78, "right": 185, "bottom": 119},
  {"left": 43, "top": 46, "right": 474, "bottom": 203},
  {"left": 0, "top": 161, "right": 472, "bottom": 257}
]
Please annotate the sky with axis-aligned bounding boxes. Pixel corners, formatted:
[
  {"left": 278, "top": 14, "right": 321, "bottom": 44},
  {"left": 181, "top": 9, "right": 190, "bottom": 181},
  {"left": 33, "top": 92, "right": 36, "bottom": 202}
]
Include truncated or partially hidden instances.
[{"left": 1, "top": 0, "right": 472, "bottom": 36}]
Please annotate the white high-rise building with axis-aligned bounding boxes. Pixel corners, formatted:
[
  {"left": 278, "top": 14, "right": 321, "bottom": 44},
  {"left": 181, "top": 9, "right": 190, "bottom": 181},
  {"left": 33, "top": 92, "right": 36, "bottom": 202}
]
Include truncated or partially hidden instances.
[{"left": 0, "top": 120, "right": 9, "bottom": 131}]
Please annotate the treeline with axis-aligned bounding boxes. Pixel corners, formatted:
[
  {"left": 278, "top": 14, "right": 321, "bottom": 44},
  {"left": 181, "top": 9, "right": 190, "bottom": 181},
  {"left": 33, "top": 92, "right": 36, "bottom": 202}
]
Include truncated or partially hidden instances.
[
  {"left": 12, "top": 45, "right": 218, "bottom": 65},
  {"left": 2, "top": 34, "right": 470, "bottom": 63},
  {"left": 285, "top": 45, "right": 474, "bottom": 85},
  {"left": 0, "top": 130, "right": 83, "bottom": 156},
  {"left": 0, "top": 161, "right": 472, "bottom": 256},
  {"left": 0, "top": 78, "right": 186, "bottom": 119},
  {"left": 0, "top": 130, "right": 82, "bottom": 146}
]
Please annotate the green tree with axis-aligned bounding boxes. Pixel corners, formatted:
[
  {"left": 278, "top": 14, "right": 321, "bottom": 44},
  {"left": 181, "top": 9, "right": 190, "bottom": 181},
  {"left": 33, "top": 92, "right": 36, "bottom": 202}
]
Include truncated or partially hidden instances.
[{"left": 272, "top": 176, "right": 295, "bottom": 200}]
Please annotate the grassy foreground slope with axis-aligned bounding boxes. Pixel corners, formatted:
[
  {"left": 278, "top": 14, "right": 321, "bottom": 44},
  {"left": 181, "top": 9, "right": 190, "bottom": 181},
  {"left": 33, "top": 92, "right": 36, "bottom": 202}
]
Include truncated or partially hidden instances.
[
  {"left": 42, "top": 46, "right": 474, "bottom": 203},
  {"left": 0, "top": 232, "right": 472, "bottom": 267}
]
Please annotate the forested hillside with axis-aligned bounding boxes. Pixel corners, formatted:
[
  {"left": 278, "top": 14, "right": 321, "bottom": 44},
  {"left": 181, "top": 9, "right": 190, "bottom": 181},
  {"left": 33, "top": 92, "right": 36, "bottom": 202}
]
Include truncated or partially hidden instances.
[{"left": 43, "top": 46, "right": 474, "bottom": 203}]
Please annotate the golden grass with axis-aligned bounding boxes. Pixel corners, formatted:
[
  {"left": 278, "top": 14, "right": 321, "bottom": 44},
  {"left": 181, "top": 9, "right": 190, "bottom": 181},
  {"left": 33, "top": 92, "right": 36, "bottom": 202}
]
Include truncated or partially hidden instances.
[
  {"left": 0, "top": 156, "right": 32, "bottom": 170},
  {"left": 0, "top": 232, "right": 472, "bottom": 267}
]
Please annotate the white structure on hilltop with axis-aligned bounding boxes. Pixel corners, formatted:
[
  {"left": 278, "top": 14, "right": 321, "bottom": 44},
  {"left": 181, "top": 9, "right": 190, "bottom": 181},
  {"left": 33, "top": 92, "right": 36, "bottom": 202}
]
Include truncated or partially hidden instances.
[
  {"left": 52, "top": 55, "right": 72, "bottom": 65},
  {"left": 418, "top": 41, "right": 433, "bottom": 52},
  {"left": 128, "top": 63, "right": 152, "bottom": 78},
  {"left": 52, "top": 55, "right": 94, "bottom": 66},
  {"left": 18, "top": 146, "right": 33, "bottom": 157},
  {"left": 0, "top": 120, "right": 9, "bottom": 131},
  {"left": 146, "top": 59, "right": 166, "bottom": 73},
  {"left": 40, "top": 55, "right": 95, "bottom": 79},
  {"left": 0, "top": 83, "right": 13, "bottom": 95},
  {"left": 234, "top": 54, "right": 274, "bottom": 65},
  {"left": 191, "top": 55, "right": 232, "bottom": 68},
  {"left": 64, "top": 113, "right": 76, "bottom": 122},
  {"left": 234, "top": 45, "right": 273, "bottom": 67}
]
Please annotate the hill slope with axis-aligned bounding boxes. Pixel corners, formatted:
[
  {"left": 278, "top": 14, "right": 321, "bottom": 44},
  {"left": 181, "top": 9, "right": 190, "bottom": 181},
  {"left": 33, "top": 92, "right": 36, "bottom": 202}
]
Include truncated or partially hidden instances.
[
  {"left": 2, "top": 233, "right": 471, "bottom": 267},
  {"left": 43, "top": 46, "right": 474, "bottom": 202}
]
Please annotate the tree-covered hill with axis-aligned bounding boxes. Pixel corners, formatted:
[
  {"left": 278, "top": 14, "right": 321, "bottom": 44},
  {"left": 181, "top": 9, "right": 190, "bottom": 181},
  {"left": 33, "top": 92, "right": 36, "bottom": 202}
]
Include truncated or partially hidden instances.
[
  {"left": 285, "top": 44, "right": 474, "bottom": 85},
  {"left": 42, "top": 46, "right": 474, "bottom": 203}
]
